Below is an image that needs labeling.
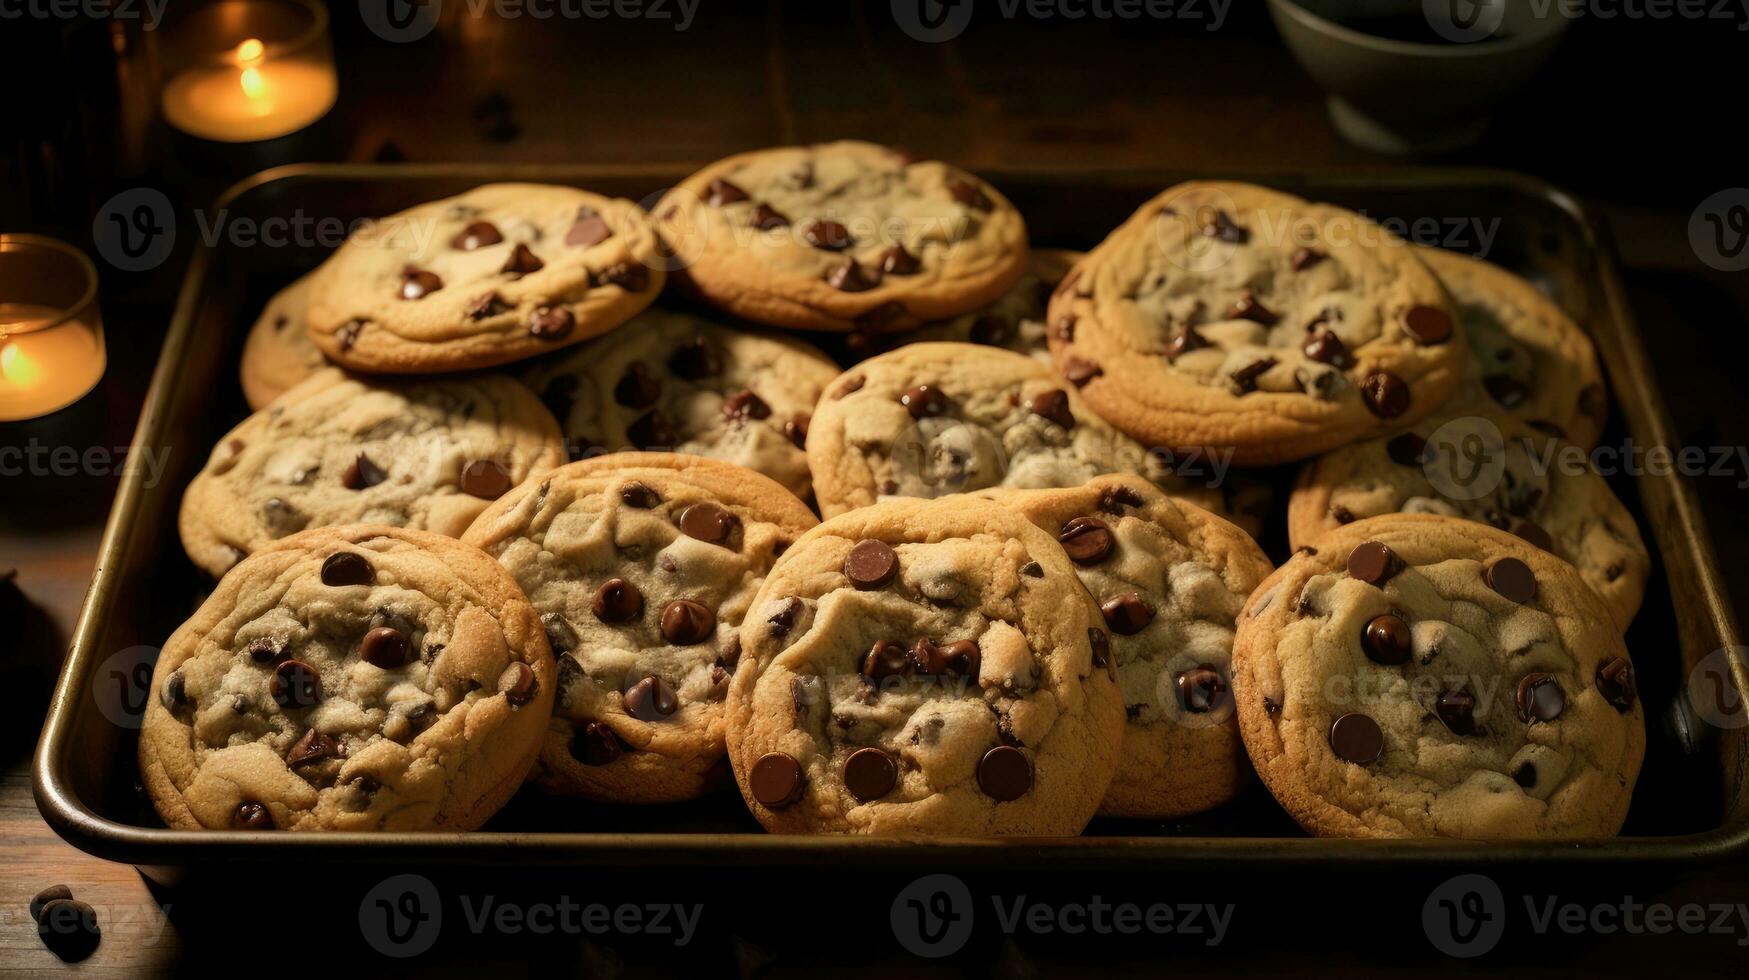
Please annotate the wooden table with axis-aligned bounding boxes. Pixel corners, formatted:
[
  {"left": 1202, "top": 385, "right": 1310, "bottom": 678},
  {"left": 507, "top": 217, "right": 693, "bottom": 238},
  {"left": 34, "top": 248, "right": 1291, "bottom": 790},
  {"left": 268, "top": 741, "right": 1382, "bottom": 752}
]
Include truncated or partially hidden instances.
[{"left": 4, "top": 6, "right": 1746, "bottom": 974}]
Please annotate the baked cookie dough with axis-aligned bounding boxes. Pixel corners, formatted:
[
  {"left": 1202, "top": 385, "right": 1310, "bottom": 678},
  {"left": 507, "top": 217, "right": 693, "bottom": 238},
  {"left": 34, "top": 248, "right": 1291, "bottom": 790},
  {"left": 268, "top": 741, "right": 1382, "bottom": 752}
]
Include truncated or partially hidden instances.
[{"left": 240, "top": 270, "right": 329, "bottom": 410}]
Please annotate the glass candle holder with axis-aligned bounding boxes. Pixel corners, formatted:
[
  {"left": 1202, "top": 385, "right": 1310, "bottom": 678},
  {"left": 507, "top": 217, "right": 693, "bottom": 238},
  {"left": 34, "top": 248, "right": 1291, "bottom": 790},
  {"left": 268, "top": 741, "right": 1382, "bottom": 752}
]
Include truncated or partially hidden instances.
[
  {"left": 0, "top": 235, "right": 106, "bottom": 422},
  {"left": 154, "top": 0, "right": 338, "bottom": 143}
]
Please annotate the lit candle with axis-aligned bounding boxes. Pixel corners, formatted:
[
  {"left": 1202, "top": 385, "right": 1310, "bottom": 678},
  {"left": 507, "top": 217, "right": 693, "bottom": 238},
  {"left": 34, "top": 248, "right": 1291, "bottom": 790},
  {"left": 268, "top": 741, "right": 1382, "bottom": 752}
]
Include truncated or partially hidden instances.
[
  {"left": 158, "top": 0, "right": 338, "bottom": 143},
  {"left": 0, "top": 304, "right": 107, "bottom": 421}
]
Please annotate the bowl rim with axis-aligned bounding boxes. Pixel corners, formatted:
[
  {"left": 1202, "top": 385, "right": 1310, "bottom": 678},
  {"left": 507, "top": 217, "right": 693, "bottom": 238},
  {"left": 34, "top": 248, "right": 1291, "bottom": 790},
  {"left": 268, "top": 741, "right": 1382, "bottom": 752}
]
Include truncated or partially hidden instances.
[{"left": 1267, "top": 0, "right": 1570, "bottom": 59}]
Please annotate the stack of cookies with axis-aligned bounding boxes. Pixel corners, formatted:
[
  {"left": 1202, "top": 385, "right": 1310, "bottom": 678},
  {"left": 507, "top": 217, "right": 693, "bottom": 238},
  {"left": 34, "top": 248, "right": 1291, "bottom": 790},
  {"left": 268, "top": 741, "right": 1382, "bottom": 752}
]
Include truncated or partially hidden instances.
[{"left": 144, "top": 142, "right": 1646, "bottom": 840}]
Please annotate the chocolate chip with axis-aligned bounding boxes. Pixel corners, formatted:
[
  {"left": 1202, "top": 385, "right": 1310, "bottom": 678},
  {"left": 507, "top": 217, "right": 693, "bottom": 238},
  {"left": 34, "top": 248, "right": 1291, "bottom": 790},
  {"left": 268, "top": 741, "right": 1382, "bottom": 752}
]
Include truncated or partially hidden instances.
[
  {"left": 321, "top": 552, "right": 373, "bottom": 587},
  {"left": 1516, "top": 672, "right": 1565, "bottom": 722},
  {"left": 499, "top": 243, "right": 544, "bottom": 278},
  {"left": 1329, "top": 712, "right": 1384, "bottom": 764},
  {"left": 465, "top": 292, "right": 510, "bottom": 320},
  {"left": 597, "top": 262, "right": 650, "bottom": 292},
  {"left": 1483, "top": 375, "right": 1529, "bottom": 409},
  {"left": 1021, "top": 561, "right": 1044, "bottom": 578},
  {"left": 624, "top": 674, "right": 678, "bottom": 720},
  {"left": 1346, "top": 541, "right": 1398, "bottom": 585},
  {"left": 271, "top": 660, "right": 321, "bottom": 709},
  {"left": 341, "top": 453, "right": 387, "bottom": 491},
  {"left": 861, "top": 640, "right": 913, "bottom": 680},
  {"left": 1051, "top": 316, "right": 1076, "bottom": 342},
  {"left": 841, "top": 747, "right": 897, "bottom": 802},
  {"left": 459, "top": 459, "right": 513, "bottom": 499},
  {"left": 286, "top": 728, "right": 341, "bottom": 767},
  {"left": 542, "top": 612, "right": 578, "bottom": 654},
  {"left": 1165, "top": 328, "right": 1208, "bottom": 362},
  {"left": 1303, "top": 331, "right": 1353, "bottom": 369},
  {"left": 572, "top": 721, "right": 624, "bottom": 766},
  {"left": 804, "top": 220, "right": 854, "bottom": 251},
  {"left": 721, "top": 389, "right": 771, "bottom": 420},
  {"left": 834, "top": 374, "right": 866, "bottom": 398},
  {"left": 1331, "top": 504, "right": 1355, "bottom": 525},
  {"left": 1513, "top": 762, "right": 1537, "bottom": 788},
  {"left": 399, "top": 267, "right": 442, "bottom": 300},
  {"left": 977, "top": 745, "right": 1032, "bottom": 801},
  {"left": 1509, "top": 518, "right": 1553, "bottom": 552},
  {"left": 1027, "top": 389, "right": 1075, "bottom": 428},
  {"left": 360, "top": 626, "right": 409, "bottom": 669},
  {"left": 29, "top": 885, "right": 73, "bottom": 923},
  {"left": 899, "top": 384, "right": 950, "bottom": 419},
  {"left": 968, "top": 315, "right": 1012, "bottom": 346},
  {"left": 750, "top": 752, "right": 806, "bottom": 808},
  {"left": 948, "top": 178, "right": 992, "bottom": 210},
  {"left": 767, "top": 597, "right": 802, "bottom": 636},
  {"left": 1201, "top": 209, "right": 1249, "bottom": 244},
  {"left": 1225, "top": 290, "right": 1279, "bottom": 326},
  {"left": 678, "top": 502, "right": 737, "bottom": 544},
  {"left": 160, "top": 671, "right": 186, "bottom": 711},
  {"left": 500, "top": 662, "right": 537, "bottom": 706},
  {"left": 1404, "top": 305, "right": 1454, "bottom": 344},
  {"left": 625, "top": 410, "right": 678, "bottom": 450},
  {"left": 1386, "top": 433, "right": 1429, "bottom": 466},
  {"left": 1596, "top": 657, "right": 1637, "bottom": 712},
  {"left": 36, "top": 898, "right": 101, "bottom": 962},
  {"left": 232, "top": 801, "right": 274, "bottom": 830},
  {"left": 539, "top": 376, "right": 577, "bottom": 422},
  {"left": 707, "top": 179, "right": 748, "bottom": 206},
  {"left": 882, "top": 245, "right": 920, "bottom": 275},
  {"left": 1062, "top": 356, "right": 1102, "bottom": 387},
  {"left": 246, "top": 639, "right": 285, "bottom": 666},
  {"left": 1435, "top": 689, "right": 1478, "bottom": 735},
  {"left": 785, "top": 413, "right": 810, "bottom": 448},
  {"left": 1231, "top": 357, "right": 1277, "bottom": 394},
  {"left": 912, "top": 638, "right": 980, "bottom": 677},
  {"left": 1290, "top": 247, "right": 1326, "bottom": 271},
  {"left": 1089, "top": 628, "right": 1111, "bottom": 669},
  {"left": 1058, "top": 516, "right": 1114, "bottom": 564},
  {"left": 748, "top": 202, "right": 788, "bottom": 230},
  {"left": 844, "top": 539, "right": 899, "bottom": 589},
  {"left": 1099, "top": 486, "right": 1146, "bottom": 512},
  {"left": 1176, "top": 666, "right": 1228, "bottom": 714},
  {"left": 1100, "top": 592, "right": 1155, "bottom": 635},
  {"left": 592, "top": 578, "right": 643, "bottom": 623},
  {"left": 451, "top": 221, "right": 503, "bottom": 250},
  {"left": 614, "top": 363, "right": 662, "bottom": 408},
  {"left": 667, "top": 337, "right": 721, "bottom": 380},
  {"left": 1486, "top": 557, "right": 1537, "bottom": 603},
  {"left": 619, "top": 481, "right": 661, "bottom": 508},
  {"left": 1363, "top": 613, "right": 1411, "bottom": 665},
  {"left": 659, "top": 599, "right": 715, "bottom": 645},
  {"left": 529, "top": 305, "right": 576, "bottom": 340},
  {"left": 566, "top": 208, "right": 612, "bottom": 247},
  {"left": 1360, "top": 371, "right": 1411, "bottom": 418},
  {"left": 336, "top": 320, "right": 364, "bottom": 350}
]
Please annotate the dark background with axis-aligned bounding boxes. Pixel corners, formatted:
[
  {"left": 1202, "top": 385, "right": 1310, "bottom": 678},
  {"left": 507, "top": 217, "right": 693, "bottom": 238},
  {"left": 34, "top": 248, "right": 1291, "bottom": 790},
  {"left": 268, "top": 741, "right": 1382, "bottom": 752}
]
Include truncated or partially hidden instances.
[{"left": 2, "top": 1, "right": 1747, "bottom": 974}]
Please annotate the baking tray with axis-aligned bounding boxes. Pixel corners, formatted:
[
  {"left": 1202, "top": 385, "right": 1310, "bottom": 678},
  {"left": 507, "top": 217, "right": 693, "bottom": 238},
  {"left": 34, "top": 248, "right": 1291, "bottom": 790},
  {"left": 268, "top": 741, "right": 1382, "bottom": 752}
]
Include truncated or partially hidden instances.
[{"left": 33, "top": 164, "right": 1749, "bottom": 880}]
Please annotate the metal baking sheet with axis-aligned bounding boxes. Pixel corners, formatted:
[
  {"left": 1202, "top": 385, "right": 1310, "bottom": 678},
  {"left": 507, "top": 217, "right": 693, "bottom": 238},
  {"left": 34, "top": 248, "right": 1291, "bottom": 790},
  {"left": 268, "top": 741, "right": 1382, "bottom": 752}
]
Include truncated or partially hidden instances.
[{"left": 33, "top": 164, "right": 1749, "bottom": 878}]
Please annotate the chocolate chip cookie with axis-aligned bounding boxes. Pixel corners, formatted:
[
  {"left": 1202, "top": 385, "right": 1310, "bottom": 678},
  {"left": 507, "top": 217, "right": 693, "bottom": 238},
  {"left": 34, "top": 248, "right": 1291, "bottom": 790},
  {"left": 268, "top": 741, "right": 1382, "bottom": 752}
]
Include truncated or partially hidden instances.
[
  {"left": 461, "top": 454, "right": 818, "bottom": 803},
  {"left": 240, "top": 270, "right": 329, "bottom": 410},
  {"left": 140, "top": 525, "right": 555, "bottom": 831},
  {"left": 725, "top": 495, "right": 1125, "bottom": 834},
  {"left": 902, "top": 248, "right": 1083, "bottom": 360},
  {"left": 1422, "top": 248, "right": 1608, "bottom": 450},
  {"left": 521, "top": 308, "right": 841, "bottom": 497},
  {"left": 1233, "top": 513, "right": 1645, "bottom": 839},
  {"left": 1288, "top": 412, "right": 1648, "bottom": 631},
  {"left": 656, "top": 141, "right": 1028, "bottom": 333},
  {"left": 306, "top": 183, "right": 663, "bottom": 373},
  {"left": 179, "top": 369, "right": 566, "bottom": 578},
  {"left": 1047, "top": 181, "right": 1465, "bottom": 465},
  {"left": 986, "top": 475, "right": 1274, "bottom": 818}
]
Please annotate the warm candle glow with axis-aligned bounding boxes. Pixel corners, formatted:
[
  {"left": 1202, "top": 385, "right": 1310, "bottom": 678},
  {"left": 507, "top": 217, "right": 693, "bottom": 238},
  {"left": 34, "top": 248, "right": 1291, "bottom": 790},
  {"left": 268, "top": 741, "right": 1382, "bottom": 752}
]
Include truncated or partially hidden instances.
[
  {"left": 236, "top": 37, "right": 265, "bottom": 64},
  {"left": 0, "top": 339, "right": 39, "bottom": 387},
  {"left": 0, "top": 303, "right": 106, "bottom": 420},
  {"left": 159, "top": 4, "right": 336, "bottom": 143}
]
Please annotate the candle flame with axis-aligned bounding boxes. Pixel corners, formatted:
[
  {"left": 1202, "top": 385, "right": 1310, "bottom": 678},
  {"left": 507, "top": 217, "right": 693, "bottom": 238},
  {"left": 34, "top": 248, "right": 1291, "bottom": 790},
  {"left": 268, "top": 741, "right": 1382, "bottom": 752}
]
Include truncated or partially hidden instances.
[
  {"left": 1, "top": 342, "right": 39, "bottom": 387},
  {"left": 236, "top": 38, "right": 265, "bottom": 66},
  {"left": 236, "top": 37, "right": 268, "bottom": 110}
]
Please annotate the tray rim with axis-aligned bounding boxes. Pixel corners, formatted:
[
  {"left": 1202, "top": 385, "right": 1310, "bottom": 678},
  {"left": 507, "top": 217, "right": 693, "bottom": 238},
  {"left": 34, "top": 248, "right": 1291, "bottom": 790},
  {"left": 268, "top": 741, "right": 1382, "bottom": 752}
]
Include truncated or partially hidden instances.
[{"left": 34, "top": 161, "right": 1749, "bottom": 870}]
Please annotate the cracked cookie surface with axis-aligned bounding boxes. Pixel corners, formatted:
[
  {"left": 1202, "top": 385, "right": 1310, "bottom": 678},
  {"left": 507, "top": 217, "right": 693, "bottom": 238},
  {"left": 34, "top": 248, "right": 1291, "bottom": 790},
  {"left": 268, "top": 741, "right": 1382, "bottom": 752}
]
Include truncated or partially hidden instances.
[
  {"left": 1421, "top": 248, "right": 1607, "bottom": 450},
  {"left": 725, "top": 495, "right": 1125, "bottom": 835},
  {"left": 140, "top": 525, "right": 555, "bottom": 831},
  {"left": 1289, "top": 412, "right": 1648, "bottom": 631},
  {"left": 805, "top": 341, "right": 1244, "bottom": 525},
  {"left": 1047, "top": 181, "right": 1465, "bottom": 465},
  {"left": 656, "top": 141, "right": 1027, "bottom": 332},
  {"left": 179, "top": 369, "right": 565, "bottom": 578},
  {"left": 1233, "top": 513, "right": 1644, "bottom": 839},
  {"left": 987, "top": 475, "right": 1273, "bottom": 818},
  {"left": 522, "top": 308, "right": 841, "bottom": 497},
  {"left": 462, "top": 454, "right": 818, "bottom": 803},
  {"left": 896, "top": 248, "right": 1082, "bottom": 360},
  {"left": 240, "top": 270, "right": 329, "bottom": 410},
  {"left": 306, "top": 183, "right": 663, "bottom": 373}
]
